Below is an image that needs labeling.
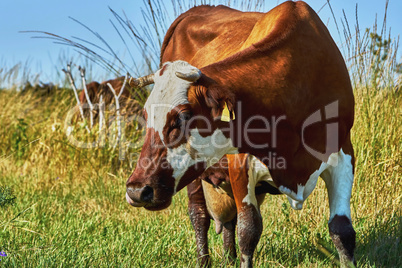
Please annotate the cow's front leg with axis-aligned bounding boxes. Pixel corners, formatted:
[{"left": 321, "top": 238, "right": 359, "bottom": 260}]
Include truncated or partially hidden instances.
[
  {"left": 187, "top": 178, "right": 211, "bottom": 267},
  {"left": 227, "top": 154, "right": 262, "bottom": 268},
  {"left": 321, "top": 147, "right": 356, "bottom": 268}
]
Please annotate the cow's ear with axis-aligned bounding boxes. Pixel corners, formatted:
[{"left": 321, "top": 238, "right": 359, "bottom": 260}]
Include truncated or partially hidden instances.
[
  {"left": 204, "top": 84, "right": 235, "bottom": 121},
  {"left": 190, "top": 74, "right": 235, "bottom": 121}
]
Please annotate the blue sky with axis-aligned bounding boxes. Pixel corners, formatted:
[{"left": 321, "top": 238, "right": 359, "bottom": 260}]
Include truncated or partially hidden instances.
[{"left": 1, "top": 0, "right": 401, "bottom": 83}]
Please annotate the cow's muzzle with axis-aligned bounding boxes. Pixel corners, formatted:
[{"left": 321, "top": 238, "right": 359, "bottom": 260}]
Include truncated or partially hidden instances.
[
  {"left": 126, "top": 185, "right": 154, "bottom": 207},
  {"left": 126, "top": 184, "right": 172, "bottom": 211}
]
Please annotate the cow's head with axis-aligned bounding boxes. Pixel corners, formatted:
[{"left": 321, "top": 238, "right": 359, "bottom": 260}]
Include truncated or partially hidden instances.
[{"left": 126, "top": 60, "right": 236, "bottom": 210}]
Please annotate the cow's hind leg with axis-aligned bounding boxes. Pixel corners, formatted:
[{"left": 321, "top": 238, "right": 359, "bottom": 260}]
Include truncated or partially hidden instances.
[
  {"left": 321, "top": 148, "right": 356, "bottom": 267},
  {"left": 227, "top": 154, "right": 262, "bottom": 268},
  {"left": 222, "top": 218, "right": 237, "bottom": 265},
  {"left": 187, "top": 178, "right": 212, "bottom": 267}
]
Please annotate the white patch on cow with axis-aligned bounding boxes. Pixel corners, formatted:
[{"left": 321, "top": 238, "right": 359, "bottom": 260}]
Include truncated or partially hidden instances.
[
  {"left": 188, "top": 128, "right": 238, "bottom": 167},
  {"left": 144, "top": 61, "right": 201, "bottom": 143},
  {"left": 167, "top": 143, "right": 200, "bottom": 193},
  {"left": 279, "top": 185, "right": 305, "bottom": 210},
  {"left": 279, "top": 162, "right": 328, "bottom": 210},
  {"left": 242, "top": 155, "right": 274, "bottom": 210},
  {"left": 168, "top": 128, "right": 238, "bottom": 194},
  {"left": 241, "top": 255, "right": 252, "bottom": 266},
  {"left": 320, "top": 149, "right": 354, "bottom": 221},
  {"left": 278, "top": 149, "right": 353, "bottom": 214}
]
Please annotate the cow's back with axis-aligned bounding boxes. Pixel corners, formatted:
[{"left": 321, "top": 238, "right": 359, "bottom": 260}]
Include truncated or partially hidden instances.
[{"left": 161, "top": 5, "right": 263, "bottom": 66}]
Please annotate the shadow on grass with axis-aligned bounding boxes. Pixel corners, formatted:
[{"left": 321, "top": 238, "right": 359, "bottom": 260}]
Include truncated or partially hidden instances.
[
  {"left": 356, "top": 214, "right": 401, "bottom": 267},
  {"left": 255, "top": 213, "right": 401, "bottom": 267},
  {"left": 311, "top": 214, "right": 401, "bottom": 267}
]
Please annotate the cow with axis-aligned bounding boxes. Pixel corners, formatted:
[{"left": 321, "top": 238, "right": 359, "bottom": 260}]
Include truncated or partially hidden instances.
[
  {"left": 77, "top": 75, "right": 248, "bottom": 266},
  {"left": 78, "top": 76, "right": 256, "bottom": 265},
  {"left": 126, "top": 1, "right": 356, "bottom": 268},
  {"left": 79, "top": 76, "right": 148, "bottom": 107},
  {"left": 76, "top": 76, "right": 146, "bottom": 123}
]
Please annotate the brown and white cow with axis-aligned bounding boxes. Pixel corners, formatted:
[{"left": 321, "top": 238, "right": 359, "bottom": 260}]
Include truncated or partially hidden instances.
[
  {"left": 126, "top": 2, "right": 356, "bottom": 267},
  {"left": 78, "top": 76, "right": 146, "bottom": 120}
]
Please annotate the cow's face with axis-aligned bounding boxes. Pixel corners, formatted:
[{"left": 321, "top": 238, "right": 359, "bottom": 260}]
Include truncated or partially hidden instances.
[{"left": 126, "top": 61, "right": 236, "bottom": 210}]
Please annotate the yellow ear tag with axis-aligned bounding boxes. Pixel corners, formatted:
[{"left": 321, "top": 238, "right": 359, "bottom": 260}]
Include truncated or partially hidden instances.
[{"left": 221, "top": 102, "right": 231, "bottom": 122}]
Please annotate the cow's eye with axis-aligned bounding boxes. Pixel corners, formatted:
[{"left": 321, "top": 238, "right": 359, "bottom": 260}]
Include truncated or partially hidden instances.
[
  {"left": 173, "top": 112, "right": 191, "bottom": 128},
  {"left": 173, "top": 117, "right": 182, "bottom": 128}
]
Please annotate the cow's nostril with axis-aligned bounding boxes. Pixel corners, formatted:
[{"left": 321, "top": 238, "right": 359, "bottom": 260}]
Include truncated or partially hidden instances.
[
  {"left": 140, "top": 185, "right": 154, "bottom": 203},
  {"left": 127, "top": 185, "right": 154, "bottom": 204}
]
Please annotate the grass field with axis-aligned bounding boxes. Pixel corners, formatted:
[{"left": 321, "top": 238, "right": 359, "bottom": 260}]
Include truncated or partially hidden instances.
[{"left": 1, "top": 1, "right": 401, "bottom": 267}]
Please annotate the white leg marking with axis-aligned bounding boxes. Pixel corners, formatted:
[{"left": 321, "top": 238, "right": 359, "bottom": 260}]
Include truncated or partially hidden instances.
[
  {"left": 241, "top": 254, "right": 252, "bottom": 268},
  {"left": 320, "top": 149, "right": 354, "bottom": 221}
]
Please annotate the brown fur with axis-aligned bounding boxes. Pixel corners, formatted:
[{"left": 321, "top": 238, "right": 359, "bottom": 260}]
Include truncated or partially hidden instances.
[{"left": 78, "top": 76, "right": 146, "bottom": 120}]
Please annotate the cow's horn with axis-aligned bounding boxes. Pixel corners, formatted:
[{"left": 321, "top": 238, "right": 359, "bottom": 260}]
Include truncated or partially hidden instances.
[
  {"left": 129, "top": 74, "right": 155, "bottom": 88},
  {"left": 175, "top": 69, "right": 201, "bottom": 82}
]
